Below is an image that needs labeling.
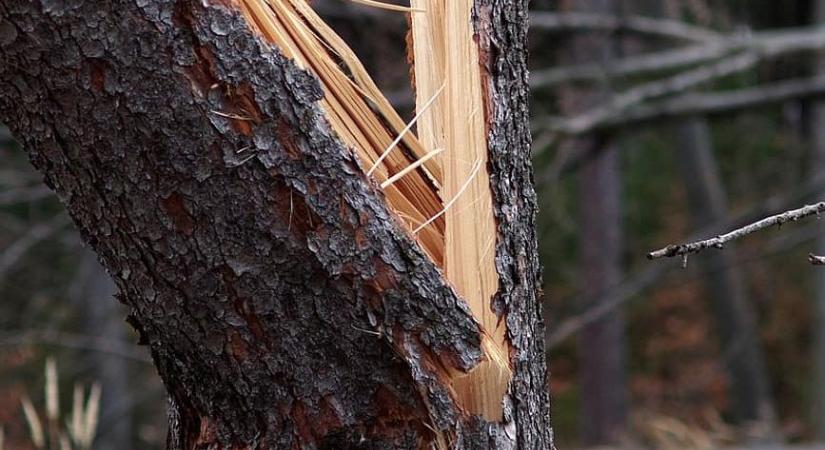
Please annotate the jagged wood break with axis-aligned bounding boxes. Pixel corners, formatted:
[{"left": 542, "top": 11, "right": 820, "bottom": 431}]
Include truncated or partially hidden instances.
[
  {"left": 239, "top": 0, "right": 511, "bottom": 421},
  {"left": 409, "top": 0, "right": 510, "bottom": 421}
]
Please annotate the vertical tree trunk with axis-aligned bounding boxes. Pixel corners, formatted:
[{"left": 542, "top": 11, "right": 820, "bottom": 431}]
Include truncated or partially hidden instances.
[
  {"left": 674, "top": 117, "right": 778, "bottom": 436},
  {"left": 577, "top": 138, "right": 628, "bottom": 445},
  {"left": 72, "top": 250, "right": 133, "bottom": 450},
  {"left": 0, "top": 1, "right": 552, "bottom": 449},
  {"left": 558, "top": 0, "right": 629, "bottom": 445},
  {"left": 810, "top": 0, "right": 825, "bottom": 438}
]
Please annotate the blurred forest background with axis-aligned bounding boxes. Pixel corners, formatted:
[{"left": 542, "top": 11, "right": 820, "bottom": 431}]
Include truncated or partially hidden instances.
[{"left": 6, "top": 0, "right": 825, "bottom": 448}]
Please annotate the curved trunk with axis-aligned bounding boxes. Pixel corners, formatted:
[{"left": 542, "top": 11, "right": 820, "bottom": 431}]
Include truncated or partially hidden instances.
[{"left": 0, "top": 1, "right": 552, "bottom": 449}]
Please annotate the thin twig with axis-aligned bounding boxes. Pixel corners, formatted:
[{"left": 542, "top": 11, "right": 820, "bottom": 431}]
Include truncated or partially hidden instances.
[
  {"left": 209, "top": 110, "right": 254, "bottom": 121},
  {"left": 0, "top": 214, "right": 70, "bottom": 283},
  {"left": 0, "top": 185, "right": 53, "bottom": 206},
  {"left": 548, "top": 219, "right": 822, "bottom": 350},
  {"left": 810, "top": 254, "right": 825, "bottom": 265},
  {"left": 647, "top": 202, "right": 825, "bottom": 261},
  {"left": 0, "top": 329, "right": 151, "bottom": 363}
]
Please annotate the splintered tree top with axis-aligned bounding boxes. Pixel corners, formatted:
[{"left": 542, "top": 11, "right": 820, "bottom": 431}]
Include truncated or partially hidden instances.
[{"left": 239, "top": 0, "right": 510, "bottom": 422}]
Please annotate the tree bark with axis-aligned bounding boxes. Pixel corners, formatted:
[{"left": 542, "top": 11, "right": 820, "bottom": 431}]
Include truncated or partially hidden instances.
[
  {"left": 674, "top": 117, "right": 778, "bottom": 436},
  {"left": 0, "top": 1, "right": 552, "bottom": 449}
]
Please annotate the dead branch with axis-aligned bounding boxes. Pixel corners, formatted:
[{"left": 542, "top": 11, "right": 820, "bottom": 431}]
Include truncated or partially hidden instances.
[
  {"left": 648, "top": 202, "right": 825, "bottom": 261},
  {"left": 530, "top": 11, "right": 722, "bottom": 43},
  {"left": 548, "top": 217, "right": 823, "bottom": 350},
  {"left": 0, "top": 329, "right": 152, "bottom": 363},
  {"left": 0, "top": 214, "right": 69, "bottom": 283},
  {"left": 549, "top": 51, "right": 759, "bottom": 135},
  {"left": 810, "top": 254, "right": 825, "bottom": 265},
  {"left": 532, "top": 25, "right": 825, "bottom": 88},
  {"left": 0, "top": 185, "right": 54, "bottom": 206},
  {"left": 541, "top": 74, "right": 825, "bottom": 136}
]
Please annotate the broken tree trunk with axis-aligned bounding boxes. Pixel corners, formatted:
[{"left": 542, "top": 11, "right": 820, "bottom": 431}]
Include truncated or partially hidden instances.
[{"left": 0, "top": 0, "right": 552, "bottom": 449}]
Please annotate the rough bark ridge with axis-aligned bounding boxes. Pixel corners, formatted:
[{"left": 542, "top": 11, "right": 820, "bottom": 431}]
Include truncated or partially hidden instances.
[{"left": 0, "top": 0, "right": 551, "bottom": 449}]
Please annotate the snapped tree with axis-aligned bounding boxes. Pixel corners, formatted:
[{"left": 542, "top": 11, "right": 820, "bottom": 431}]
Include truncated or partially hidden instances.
[{"left": 0, "top": 1, "right": 553, "bottom": 449}]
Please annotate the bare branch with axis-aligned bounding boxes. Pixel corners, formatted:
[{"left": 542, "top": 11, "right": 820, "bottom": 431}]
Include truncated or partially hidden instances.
[
  {"left": 549, "top": 218, "right": 822, "bottom": 350},
  {"left": 545, "top": 173, "right": 825, "bottom": 349},
  {"left": 648, "top": 202, "right": 825, "bottom": 261},
  {"left": 532, "top": 25, "right": 825, "bottom": 88},
  {"left": 540, "top": 74, "right": 825, "bottom": 136},
  {"left": 0, "top": 214, "right": 69, "bottom": 283},
  {"left": 0, "top": 185, "right": 54, "bottom": 206},
  {"left": 810, "top": 254, "right": 825, "bottom": 265},
  {"left": 0, "top": 329, "right": 152, "bottom": 363},
  {"left": 550, "top": 51, "right": 758, "bottom": 135},
  {"left": 530, "top": 12, "right": 722, "bottom": 43}
]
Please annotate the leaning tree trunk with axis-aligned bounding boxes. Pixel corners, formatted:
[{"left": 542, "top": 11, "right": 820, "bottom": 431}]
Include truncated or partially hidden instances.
[{"left": 0, "top": 1, "right": 552, "bottom": 449}]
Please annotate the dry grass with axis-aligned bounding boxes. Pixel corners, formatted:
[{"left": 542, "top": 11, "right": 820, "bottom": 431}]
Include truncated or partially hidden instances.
[{"left": 16, "top": 358, "right": 101, "bottom": 450}]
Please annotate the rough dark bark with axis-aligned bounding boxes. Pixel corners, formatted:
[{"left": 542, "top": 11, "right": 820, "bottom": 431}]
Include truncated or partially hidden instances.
[
  {"left": 0, "top": 1, "right": 551, "bottom": 449},
  {"left": 674, "top": 117, "right": 778, "bottom": 436},
  {"left": 557, "top": 0, "right": 629, "bottom": 445}
]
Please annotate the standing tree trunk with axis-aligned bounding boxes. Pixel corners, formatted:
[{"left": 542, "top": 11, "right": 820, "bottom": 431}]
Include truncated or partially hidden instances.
[
  {"left": 558, "top": 0, "right": 629, "bottom": 445},
  {"left": 674, "top": 117, "right": 778, "bottom": 437},
  {"left": 72, "top": 249, "right": 133, "bottom": 450},
  {"left": 0, "top": 1, "right": 552, "bottom": 449},
  {"left": 810, "top": 0, "right": 825, "bottom": 439},
  {"left": 577, "top": 139, "right": 627, "bottom": 445}
]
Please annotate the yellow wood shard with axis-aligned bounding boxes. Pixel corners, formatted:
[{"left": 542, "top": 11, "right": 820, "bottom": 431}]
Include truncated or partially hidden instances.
[
  {"left": 239, "top": 0, "right": 510, "bottom": 422},
  {"left": 239, "top": 0, "right": 444, "bottom": 264},
  {"left": 347, "top": 0, "right": 425, "bottom": 13},
  {"left": 410, "top": 0, "right": 510, "bottom": 421}
]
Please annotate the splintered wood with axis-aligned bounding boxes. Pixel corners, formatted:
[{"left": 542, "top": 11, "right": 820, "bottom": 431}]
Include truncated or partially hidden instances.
[
  {"left": 410, "top": 0, "right": 510, "bottom": 421},
  {"left": 239, "top": 0, "right": 444, "bottom": 264},
  {"left": 239, "top": 0, "right": 510, "bottom": 421}
]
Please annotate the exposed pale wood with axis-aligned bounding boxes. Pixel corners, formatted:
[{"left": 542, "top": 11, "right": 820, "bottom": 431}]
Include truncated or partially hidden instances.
[
  {"left": 0, "top": 0, "right": 552, "bottom": 446},
  {"left": 347, "top": 0, "right": 424, "bottom": 13},
  {"left": 240, "top": 0, "right": 445, "bottom": 262},
  {"left": 247, "top": 0, "right": 510, "bottom": 421},
  {"left": 410, "top": 0, "right": 509, "bottom": 421}
]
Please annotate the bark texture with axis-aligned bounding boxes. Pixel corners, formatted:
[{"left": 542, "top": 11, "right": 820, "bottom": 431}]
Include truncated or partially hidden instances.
[{"left": 0, "top": 0, "right": 551, "bottom": 449}]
